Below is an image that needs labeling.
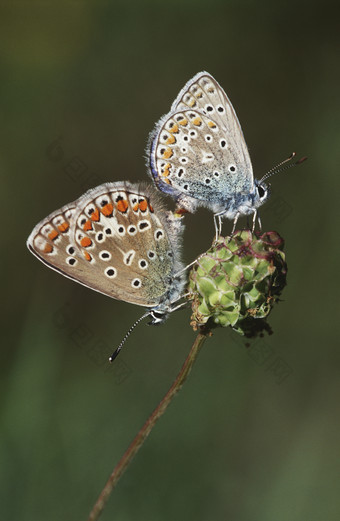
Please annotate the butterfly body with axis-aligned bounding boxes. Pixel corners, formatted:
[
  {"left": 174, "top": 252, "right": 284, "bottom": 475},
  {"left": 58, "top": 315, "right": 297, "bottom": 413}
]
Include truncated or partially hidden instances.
[
  {"left": 148, "top": 72, "right": 269, "bottom": 225},
  {"left": 27, "top": 182, "right": 186, "bottom": 324}
]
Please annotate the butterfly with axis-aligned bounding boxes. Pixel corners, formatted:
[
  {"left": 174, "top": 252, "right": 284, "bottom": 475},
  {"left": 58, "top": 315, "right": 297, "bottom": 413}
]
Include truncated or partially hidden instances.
[
  {"left": 148, "top": 71, "right": 271, "bottom": 237},
  {"left": 27, "top": 182, "right": 186, "bottom": 359}
]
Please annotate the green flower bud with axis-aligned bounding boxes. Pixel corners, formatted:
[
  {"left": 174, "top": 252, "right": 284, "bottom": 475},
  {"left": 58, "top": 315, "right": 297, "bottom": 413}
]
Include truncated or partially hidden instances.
[{"left": 188, "top": 230, "right": 287, "bottom": 338}]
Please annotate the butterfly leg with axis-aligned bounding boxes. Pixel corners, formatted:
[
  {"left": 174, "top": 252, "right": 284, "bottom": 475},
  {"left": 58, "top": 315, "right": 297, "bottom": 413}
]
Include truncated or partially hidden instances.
[
  {"left": 213, "top": 214, "right": 223, "bottom": 241},
  {"left": 231, "top": 212, "right": 240, "bottom": 236},
  {"left": 251, "top": 210, "right": 262, "bottom": 233},
  {"left": 175, "top": 255, "right": 205, "bottom": 277},
  {"left": 175, "top": 243, "right": 216, "bottom": 277},
  {"left": 251, "top": 210, "right": 257, "bottom": 232},
  {"left": 170, "top": 298, "right": 190, "bottom": 313},
  {"left": 218, "top": 215, "right": 222, "bottom": 237}
]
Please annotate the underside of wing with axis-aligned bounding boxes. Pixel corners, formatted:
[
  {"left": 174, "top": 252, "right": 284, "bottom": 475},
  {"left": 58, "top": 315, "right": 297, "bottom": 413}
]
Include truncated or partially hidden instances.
[
  {"left": 149, "top": 72, "right": 255, "bottom": 211},
  {"left": 27, "top": 182, "right": 184, "bottom": 308},
  {"left": 151, "top": 109, "right": 254, "bottom": 206},
  {"left": 172, "top": 71, "right": 252, "bottom": 173}
]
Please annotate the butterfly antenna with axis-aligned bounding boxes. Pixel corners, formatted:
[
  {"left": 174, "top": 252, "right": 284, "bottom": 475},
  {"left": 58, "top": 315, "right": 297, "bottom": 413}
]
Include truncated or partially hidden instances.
[
  {"left": 109, "top": 312, "right": 150, "bottom": 362},
  {"left": 259, "top": 152, "right": 307, "bottom": 184}
]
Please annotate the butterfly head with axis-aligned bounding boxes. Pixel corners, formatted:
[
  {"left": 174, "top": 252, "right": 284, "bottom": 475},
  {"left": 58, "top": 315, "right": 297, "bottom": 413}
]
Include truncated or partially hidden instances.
[{"left": 148, "top": 309, "right": 168, "bottom": 325}]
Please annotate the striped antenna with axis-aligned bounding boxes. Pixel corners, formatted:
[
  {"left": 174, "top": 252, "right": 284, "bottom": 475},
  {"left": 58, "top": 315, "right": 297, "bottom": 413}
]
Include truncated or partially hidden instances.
[
  {"left": 109, "top": 312, "right": 150, "bottom": 362},
  {"left": 259, "top": 153, "right": 307, "bottom": 184}
]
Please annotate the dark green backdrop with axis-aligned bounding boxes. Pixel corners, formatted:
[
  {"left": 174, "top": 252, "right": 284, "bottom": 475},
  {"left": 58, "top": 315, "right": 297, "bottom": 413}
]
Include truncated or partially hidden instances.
[{"left": 1, "top": 2, "right": 340, "bottom": 520}]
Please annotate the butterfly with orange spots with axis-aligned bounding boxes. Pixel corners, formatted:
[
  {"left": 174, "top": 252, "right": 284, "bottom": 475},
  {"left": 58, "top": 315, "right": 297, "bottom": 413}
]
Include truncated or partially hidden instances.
[{"left": 27, "top": 182, "right": 186, "bottom": 354}]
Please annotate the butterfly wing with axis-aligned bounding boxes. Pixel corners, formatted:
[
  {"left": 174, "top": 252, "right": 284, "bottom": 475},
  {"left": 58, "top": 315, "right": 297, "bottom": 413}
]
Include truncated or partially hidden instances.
[
  {"left": 149, "top": 72, "right": 254, "bottom": 214},
  {"left": 27, "top": 182, "right": 184, "bottom": 308},
  {"left": 27, "top": 203, "right": 84, "bottom": 282}
]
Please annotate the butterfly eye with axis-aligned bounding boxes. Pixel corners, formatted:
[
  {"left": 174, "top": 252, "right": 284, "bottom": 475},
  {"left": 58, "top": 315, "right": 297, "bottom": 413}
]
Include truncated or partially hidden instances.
[
  {"left": 257, "top": 185, "right": 266, "bottom": 199},
  {"left": 149, "top": 310, "right": 166, "bottom": 324}
]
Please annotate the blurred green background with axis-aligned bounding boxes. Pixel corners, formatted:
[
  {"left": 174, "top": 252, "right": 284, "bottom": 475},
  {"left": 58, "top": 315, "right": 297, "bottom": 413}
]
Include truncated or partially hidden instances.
[{"left": 1, "top": 1, "right": 340, "bottom": 520}]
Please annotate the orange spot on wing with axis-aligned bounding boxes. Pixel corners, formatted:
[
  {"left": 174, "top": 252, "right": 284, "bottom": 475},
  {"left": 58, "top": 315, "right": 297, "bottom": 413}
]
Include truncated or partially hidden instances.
[
  {"left": 169, "top": 123, "right": 179, "bottom": 133},
  {"left": 83, "top": 220, "right": 93, "bottom": 231},
  {"left": 48, "top": 229, "right": 59, "bottom": 241},
  {"left": 139, "top": 200, "right": 147, "bottom": 212},
  {"left": 149, "top": 203, "right": 154, "bottom": 213},
  {"left": 179, "top": 118, "right": 188, "bottom": 126},
  {"left": 133, "top": 203, "right": 139, "bottom": 212},
  {"left": 91, "top": 208, "right": 100, "bottom": 221},
  {"left": 163, "top": 164, "right": 171, "bottom": 177},
  {"left": 163, "top": 148, "right": 173, "bottom": 159},
  {"left": 165, "top": 134, "right": 176, "bottom": 145},
  {"left": 58, "top": 222, "right": 69, "bottom": 233},
  {"left": 84, "top": 251, "right": 92, "bottom": 261},
  {"left": 164, "top": 178, "right": 171, "bottom": 185},
  {"left": 192, "top": 117, "right": 202, "bottom": 126},
  {"left": 117, "top": 199, "right": 128, "bottom": 213},
  {"left": 44, "top": 243, "right": 53, "bottom": 253},
  {"left": 189, "top": 98, "right": 196, "bottom": 107},
  {"left": 101, "top": 203, "right": 113, "bottom": 217},
  {"left": 80, "top": 237, "right": 92, "bottom": 248},
  {"left": 208, "top": 121, "right": 217, "bottom": 129}
]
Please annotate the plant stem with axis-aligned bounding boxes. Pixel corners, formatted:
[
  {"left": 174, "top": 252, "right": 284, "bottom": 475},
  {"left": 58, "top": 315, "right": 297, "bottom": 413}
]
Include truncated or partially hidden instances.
[{"left": 86, "top": 328, "right": 209, "bottom": 521}]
